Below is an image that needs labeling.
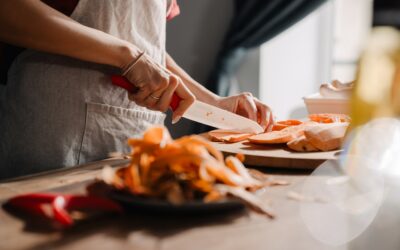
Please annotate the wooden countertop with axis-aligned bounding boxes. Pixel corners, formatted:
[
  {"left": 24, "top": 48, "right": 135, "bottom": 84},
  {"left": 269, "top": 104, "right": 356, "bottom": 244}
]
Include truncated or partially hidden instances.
[{"left": 0, "top": 158, "right": 392, "bottom": 250}]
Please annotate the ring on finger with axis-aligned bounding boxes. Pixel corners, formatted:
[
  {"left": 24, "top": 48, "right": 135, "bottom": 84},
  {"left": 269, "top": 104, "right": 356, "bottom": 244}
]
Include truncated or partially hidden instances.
[{"left": 150, "top": 95, "right": 161, "bottom": 100}]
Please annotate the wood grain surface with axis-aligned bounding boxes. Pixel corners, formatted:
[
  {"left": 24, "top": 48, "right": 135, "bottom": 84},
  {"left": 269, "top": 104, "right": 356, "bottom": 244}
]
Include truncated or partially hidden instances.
[
  {"left": 0, "top": 159, "right": 348, "bottom": 250},
  {"left": 1, "top": 156, "right": 391, "bottom": 250}
]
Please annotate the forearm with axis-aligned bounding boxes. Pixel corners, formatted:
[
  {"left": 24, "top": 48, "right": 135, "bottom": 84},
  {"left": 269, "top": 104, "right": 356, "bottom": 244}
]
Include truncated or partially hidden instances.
[
  {"left": 165, "top": 53, "right": 220, "bottom": 105},
  {"left": 0, "top": 0, "right": 139, "bottom": 69},
  {"left": 166, "top": 53, "right": 273, "bottom": 127}
]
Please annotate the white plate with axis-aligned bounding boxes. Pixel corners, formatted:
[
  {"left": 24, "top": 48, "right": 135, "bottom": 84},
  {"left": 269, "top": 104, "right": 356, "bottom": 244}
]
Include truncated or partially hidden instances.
[{"left": 303, "top": 93, "right": 350, "bottom": 114}]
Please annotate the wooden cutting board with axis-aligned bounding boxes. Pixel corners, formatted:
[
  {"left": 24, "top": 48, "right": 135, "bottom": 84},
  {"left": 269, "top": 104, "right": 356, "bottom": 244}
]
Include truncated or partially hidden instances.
[{"left": 201, "top": 134, "right": 341, "bottom": 169}]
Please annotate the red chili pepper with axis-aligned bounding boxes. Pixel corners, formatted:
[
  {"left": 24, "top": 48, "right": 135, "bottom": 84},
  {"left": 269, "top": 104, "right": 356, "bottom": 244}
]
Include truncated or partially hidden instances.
[{"left": 6, "top": 193, "right": 122, "bottom": 228}]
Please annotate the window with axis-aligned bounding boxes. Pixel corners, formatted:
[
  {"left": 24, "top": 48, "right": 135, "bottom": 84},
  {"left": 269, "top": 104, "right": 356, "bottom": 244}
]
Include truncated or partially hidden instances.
[{"left": 235, "top": 0, "right": 373, "bottom": 119}]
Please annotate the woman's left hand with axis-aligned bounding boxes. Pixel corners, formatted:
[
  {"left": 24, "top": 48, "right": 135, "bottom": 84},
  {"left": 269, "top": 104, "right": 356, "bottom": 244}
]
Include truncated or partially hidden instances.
[{"left": 216, "top": 92, "right": 274, "bottom": 131}]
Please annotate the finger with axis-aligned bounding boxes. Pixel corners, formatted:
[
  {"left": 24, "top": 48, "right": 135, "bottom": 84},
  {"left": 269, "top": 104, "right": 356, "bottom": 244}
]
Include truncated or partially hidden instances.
[
  {"left": 254, "top": 98, "right": 274, "bottom": 130},
  {"left": 155, "top": 75, "right": 179, "bottom": 112},
  {"left": 129, "top": 85, "right": 151, "bottom": 103},
  {"left": 256, "top": 97, "right": 275, "bottom": 132},
  {"left": 142, "top": 94, "right": 162, "bottom": 111},
  {"left": 171, "top": 76, "right": 195, "bottom": 123},
  {"left": 266, "top": 111, "right": 275, "bottom": 132},
  {"left": 128, "top": 92, "right": 146, "bottom": 107},
  {"left": 255, "top": 101, "right": 268, "bottom": 129},
  {"left": 131, "top": 70, "right": 170, "bottom": 103},
  {"left": 240, "top": 93, "right": 258, "bottom": 121},
  {"left": 141, "top": 83, "right": 171, "bottom": 110}
]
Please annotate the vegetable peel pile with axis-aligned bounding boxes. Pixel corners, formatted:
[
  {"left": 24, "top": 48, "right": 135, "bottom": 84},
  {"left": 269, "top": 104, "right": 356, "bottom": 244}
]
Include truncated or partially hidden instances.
[{"left": 102, "top": 126, "right": 288, "bottom": 218}]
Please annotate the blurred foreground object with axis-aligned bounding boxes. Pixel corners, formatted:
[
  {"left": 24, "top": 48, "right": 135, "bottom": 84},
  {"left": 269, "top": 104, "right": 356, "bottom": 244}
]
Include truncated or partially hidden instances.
[
  {"left": 352, "top": 27, "right": 400, "bottom": 127},
  {"left": 347, "top": 27, "right": 400, "bottom": 182}
]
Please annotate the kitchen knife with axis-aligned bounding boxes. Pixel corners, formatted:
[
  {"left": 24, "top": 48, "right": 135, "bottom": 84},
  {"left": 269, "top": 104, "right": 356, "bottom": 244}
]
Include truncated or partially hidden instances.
[{"left": 111, "top": 75, "right": 264, "bottom": 134}]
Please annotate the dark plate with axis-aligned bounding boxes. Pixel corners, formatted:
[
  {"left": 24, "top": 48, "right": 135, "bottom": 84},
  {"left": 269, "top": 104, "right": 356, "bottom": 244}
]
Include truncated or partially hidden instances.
[{"left": 109, "top": 191, "right": 245, "bottom": 214}]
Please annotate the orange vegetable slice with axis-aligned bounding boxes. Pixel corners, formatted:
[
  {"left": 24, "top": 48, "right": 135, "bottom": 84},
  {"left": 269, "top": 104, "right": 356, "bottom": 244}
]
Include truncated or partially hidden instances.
[
  {"left": 248, "top": 130, "right": 296, "bottom": 144},
  {"left": 272, "top": 120, "right": 303, "bottom": 131},
  {"left": 249, "top": 121, "right": 318, "bottom": 145},
  {"left": 308, "top": 113, "right": 351, "bottom": 123},
  {"left": 208, "top": 129, "right": 253, "bottom": 143}
]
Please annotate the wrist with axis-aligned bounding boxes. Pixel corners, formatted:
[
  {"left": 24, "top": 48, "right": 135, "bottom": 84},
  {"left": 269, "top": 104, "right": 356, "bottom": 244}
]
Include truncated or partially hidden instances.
[
  {"left": 208, "top": 95, "right": 223, "bottom": 107},
  {"left": 196, "top": 91, "right": 222, "bottom": 107},
  {"left": 114, "top": 42, "right": 142, "bottom": 69},
  {"left": 180, "top": 78, "right": 222, "bottom": 106}
]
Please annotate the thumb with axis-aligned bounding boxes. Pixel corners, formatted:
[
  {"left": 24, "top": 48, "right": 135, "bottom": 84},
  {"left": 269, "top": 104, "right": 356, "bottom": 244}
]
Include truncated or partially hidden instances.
[{"left": 169, "top": 75, "right": 195, "bottom": 123}]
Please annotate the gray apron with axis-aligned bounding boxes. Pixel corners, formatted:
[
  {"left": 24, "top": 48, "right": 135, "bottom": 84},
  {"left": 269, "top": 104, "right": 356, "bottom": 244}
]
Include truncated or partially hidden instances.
[{"left": 0, "top": 0, "right": 170, "bottom": 179}]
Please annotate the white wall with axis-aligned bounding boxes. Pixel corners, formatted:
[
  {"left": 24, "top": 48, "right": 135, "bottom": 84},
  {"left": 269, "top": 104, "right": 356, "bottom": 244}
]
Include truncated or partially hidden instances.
[
  {"left": 234, "top": 0, "right": 373, "bottom": 120},
  {"left": 234, "top": 2, "right": 334, "bottom": 120},
  {"left": 260, "top": 3, "right": 334, "bottom": 120},
  {"left": 331, "top": 0, "right": 373, "bottom": 82},
  {"left": 234, "top": 48, "right": 261, "bottom": 97}
]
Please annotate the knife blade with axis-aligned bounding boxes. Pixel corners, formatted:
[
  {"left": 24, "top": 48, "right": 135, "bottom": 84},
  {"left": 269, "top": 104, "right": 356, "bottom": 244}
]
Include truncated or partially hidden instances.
[{"left": 111, "top": 75, "right": 264, "bottom": 134}]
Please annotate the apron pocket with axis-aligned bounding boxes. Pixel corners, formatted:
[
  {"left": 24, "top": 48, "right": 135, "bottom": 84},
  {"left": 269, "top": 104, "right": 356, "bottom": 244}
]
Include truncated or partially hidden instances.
[{"left": 78, "top": 102, "right": 165, "bottom": 164}]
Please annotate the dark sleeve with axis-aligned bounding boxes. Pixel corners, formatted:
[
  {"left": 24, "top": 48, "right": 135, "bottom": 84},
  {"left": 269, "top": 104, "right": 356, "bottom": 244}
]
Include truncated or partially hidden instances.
[{"left": 41, "top": 0, "right": 80, "bottom": 16}]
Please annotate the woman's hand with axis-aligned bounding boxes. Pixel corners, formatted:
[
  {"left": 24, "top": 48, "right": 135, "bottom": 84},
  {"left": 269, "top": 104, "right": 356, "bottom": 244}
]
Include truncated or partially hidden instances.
[
  {"left": 164, "top": 53, "right": 274, "bottom": 129},
  {"left": 216, "top": 92, "right": 274, "bottom": 131},
  {"left": 123, "top": 52, "right": 195, "bottom": 122}
]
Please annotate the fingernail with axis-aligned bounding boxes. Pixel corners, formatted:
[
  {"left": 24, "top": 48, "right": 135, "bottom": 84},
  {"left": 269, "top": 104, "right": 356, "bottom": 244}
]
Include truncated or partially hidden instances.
[{"left": 172, "top": 116, "right": 181, "bottom": 124}]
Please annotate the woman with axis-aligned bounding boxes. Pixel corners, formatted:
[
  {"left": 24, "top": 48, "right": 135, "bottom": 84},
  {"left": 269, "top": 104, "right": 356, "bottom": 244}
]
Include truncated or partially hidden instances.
[{"left": 0, "top": 0, "right": 273, "bottom": 179}]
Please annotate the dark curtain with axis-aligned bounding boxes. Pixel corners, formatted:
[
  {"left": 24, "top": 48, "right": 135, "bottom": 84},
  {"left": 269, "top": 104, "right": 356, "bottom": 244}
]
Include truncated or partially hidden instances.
[
  {"left": 374, "top": 0, "right": 400, "bottom": 28},
  {"left": 207, "top": 0, "right": 328, "bottom": 96}
]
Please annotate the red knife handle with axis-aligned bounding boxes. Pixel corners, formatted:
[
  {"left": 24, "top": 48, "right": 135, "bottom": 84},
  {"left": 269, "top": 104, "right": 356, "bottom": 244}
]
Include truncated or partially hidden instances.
[{"left": 111, "top": 75, "right": 181, "bottom": 112}]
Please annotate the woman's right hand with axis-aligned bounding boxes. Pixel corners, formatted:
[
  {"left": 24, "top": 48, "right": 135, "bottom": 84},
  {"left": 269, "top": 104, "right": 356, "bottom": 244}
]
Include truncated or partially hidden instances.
[{"left": 122, "top": 52, "right": 195, "bottom": 123}]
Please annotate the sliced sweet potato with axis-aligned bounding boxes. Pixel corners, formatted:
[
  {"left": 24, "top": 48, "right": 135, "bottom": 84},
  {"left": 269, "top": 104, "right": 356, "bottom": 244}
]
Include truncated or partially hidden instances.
[
  {"left": 248, "top": 130, "right": 295, "bottom": 144},
  {"left": 272, "top": 120, "right": 303, "bottom": 131},
  {"left": 304, "top": 123, "right": 349, "bottom": 151},
  {"left": 308, "top": 113, "right": 351, "bottom": 123},
  {"left": 249, "top": 121, "right": 318, "bottom": 145},
  {"left": 287, "top": 135, "right": 319, "bottom": 152},
  {"left": 208, "top": 129, "right": 253, "bottom": 143}
]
